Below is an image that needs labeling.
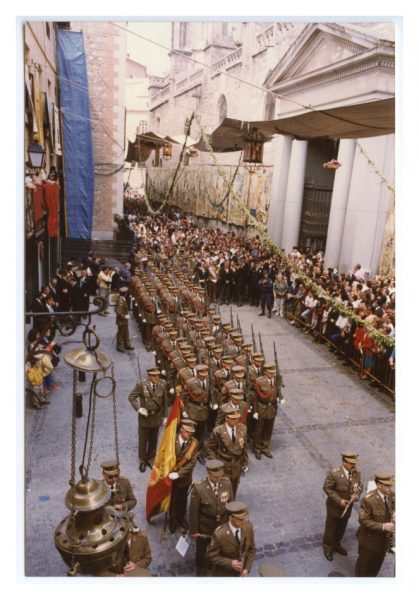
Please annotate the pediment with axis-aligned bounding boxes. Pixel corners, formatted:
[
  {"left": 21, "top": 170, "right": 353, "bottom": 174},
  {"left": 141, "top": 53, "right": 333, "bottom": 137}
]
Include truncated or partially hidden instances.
[{"left": 265, "top": 23, "right": 382, "bottom": 87}]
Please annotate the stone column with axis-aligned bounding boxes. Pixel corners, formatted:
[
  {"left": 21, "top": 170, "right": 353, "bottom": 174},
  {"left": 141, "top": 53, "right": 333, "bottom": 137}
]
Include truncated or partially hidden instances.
[
  {"left": 267, "top": 135, "right": 292, "bottom": 247},
  {"left": 324, "top": 139, "right": 356, "bottom": 269},
  {"left": 280, "top": 140, "right": 308, "bottom": 252}
]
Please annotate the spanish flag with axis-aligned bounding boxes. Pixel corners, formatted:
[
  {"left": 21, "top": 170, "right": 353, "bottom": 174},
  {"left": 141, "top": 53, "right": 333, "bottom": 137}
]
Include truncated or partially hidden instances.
[{"left": 145, "top": 394, "right": 182, "bottom": 522}]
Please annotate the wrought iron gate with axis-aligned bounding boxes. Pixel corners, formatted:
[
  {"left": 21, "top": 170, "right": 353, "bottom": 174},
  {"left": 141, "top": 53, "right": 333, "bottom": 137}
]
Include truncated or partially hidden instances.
[{"left": 298, "top": 180, "right": 333, "bottom": 251}]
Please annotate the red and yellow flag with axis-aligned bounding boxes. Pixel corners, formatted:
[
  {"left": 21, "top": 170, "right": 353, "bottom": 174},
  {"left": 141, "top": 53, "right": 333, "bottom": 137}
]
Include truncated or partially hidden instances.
[{"left": 145, "top": 394, "right": 182, "bottom": 522}]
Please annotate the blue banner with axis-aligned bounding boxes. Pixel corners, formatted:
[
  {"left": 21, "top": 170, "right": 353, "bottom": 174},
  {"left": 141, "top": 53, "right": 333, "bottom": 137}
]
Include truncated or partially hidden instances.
[{"left": 56, "top": 30, "right": 94, "bottom": 239}]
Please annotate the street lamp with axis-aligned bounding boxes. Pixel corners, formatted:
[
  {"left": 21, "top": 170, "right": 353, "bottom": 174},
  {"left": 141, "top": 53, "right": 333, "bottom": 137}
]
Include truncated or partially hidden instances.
[
  {"left": 162, "top": 143, "right": 173, "bottom": 159},
  {"left": 27, "top": 139, "right": 46, "bottom": 169},
  {"left": 243, "top": 128, "right": 265, "bottom": 164}
]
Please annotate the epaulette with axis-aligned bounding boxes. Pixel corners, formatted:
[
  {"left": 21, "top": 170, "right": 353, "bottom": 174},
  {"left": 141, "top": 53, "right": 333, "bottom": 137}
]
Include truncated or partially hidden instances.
[
  {"left": 214, "top": 524, "right": 224, "bottom": 532},
  {"left": 366, "top": 491, "right": 374, "bottom": 498}
]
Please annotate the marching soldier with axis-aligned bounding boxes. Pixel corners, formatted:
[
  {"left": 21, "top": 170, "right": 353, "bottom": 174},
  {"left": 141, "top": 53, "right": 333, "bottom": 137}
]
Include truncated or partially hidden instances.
[
  {"left": 216, "top": 389, "right": 249, "bottom": 426},
  {"left": 115, "top": 287, "right": 134, "bottom": 353},
  {"left": 128, "top": 367, "right": 167, "bottom": 472},
  {"left": 207, "top": 501, "right": 256, "bottom": 577},
  {"left": 189, "top": 459, "right": 234, "bottom": 576},
  {"left": 253, "top": 362, "right": 279, "bottom": 459},
  {"left": 168, "top": 419, "right": 199, "bottom": 533},
  {"left": 246, "top": 352, "right": 265, "bottom": 442},
  {"left": 355, "top": 472, "right": 395, "bottom": 577},
  {"left": 220, "top": 365, "right": 248, "bottom": 406},
  {"left": 235, "top": 341, "right": 253, "bottom": 368},
  {"left": 101, "top": 459, "right": 137, "bottom": 513},
  {"left": 322, "top": 451, "right": 363, "bottom": 561},
  {"left": 207, "top": 405, "right": 248, "bottom": 498},
  {"left": 214, "top": 355, "right": 235, "bottom": 405},
  {"left": 184, "top": 364, "right": 216, "bottom": 460}
]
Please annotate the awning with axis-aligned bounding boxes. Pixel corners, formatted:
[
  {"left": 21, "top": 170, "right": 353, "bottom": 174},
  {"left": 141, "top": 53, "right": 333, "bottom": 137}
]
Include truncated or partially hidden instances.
[{"left": 194, "top": 98, "right": 395, "bottom": 151}]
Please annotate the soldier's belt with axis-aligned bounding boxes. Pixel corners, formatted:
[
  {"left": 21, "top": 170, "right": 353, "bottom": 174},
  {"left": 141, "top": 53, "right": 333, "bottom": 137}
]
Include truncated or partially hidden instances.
[
  {"left": 220, "top": 455, "right": 241, "bottom": 462},
  {"left": 188, "top": 399, "right": 208, "bottom": 406}
]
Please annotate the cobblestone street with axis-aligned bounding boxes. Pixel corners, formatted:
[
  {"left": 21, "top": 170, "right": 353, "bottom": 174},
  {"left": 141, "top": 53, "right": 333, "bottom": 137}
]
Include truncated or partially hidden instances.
[{"left": 24, "top": 300, "right": 395, "bottom": 579}]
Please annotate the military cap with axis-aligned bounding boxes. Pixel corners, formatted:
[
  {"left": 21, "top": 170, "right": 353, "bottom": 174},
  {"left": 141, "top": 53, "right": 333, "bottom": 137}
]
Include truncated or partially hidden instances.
[
  {"left": 375, "top": 472, "right": 395, "bottom": 485},
  {"left": 203, "top": 336, "right": 216, "bottom": 344},
  {"left": 197, "top": 288, "right": 206, "bottom": 295},
  {"left": 222, "top": 405, "right": 241, "bottom": 419},
  {"left": 232, "top": 365, "right": 245, "bottom": 374},
  {"left": 180, "top": 419, "right": 196, "bottom": 432},
  {"left": 196, "top": 364, "right": 209, "bottom": 373},
  {"left": 180, "top": 344, "right": 192, "bottom": 352},
  {"left": 212, "top": 345, "right": 223, "bottom": 353},
  {"left": 242, "top": 342, "right": 253, "bottom": 349},
  {"left": 101, "top": 459, "right": 119, "bottom": 475},
  {"left": 226, "top": 501, "right": 248, "bottom": 519},
  {"left": 157, "top": 314, "right": 169, "bottom": 322},
  {"left": 124, "top": 567, "right": 153, "bottom": 577},
  {"left": 207, "top": 307, "right": 216, "bottom": 314},
  {"left": 205, "top": 458, "right": 224, "bottom": 475},
  {"left": 185, "top": 354, "right": 198, "bottom": 363},
  {"left": 212, "top": 315, "right": 222, "bottom": 322},
  {"left": 252, "top": 353, "right": 264, "bottom": 361},
  {"left": 264, "top": 362, "right": 276, "bottom": 370},
  {"left": 119, "top": 286, "right": 129, "bottom": 293},
  {"left": 222, "top": 323, "right": 232, "bottom": 330},
  {"left": 341, "top": 451, "right": 359, "bottom": 464},
  {"left": 176, "top": 337, "right": 188, "bottom": 344},
  {"left": 258, "top": 564, "right": 285, "bottom": 577},
  {"left": 147, "top": 367, "right": 160, "bottom": 376},
  {"left": 169, "top": 330, "right": 178, "bottom": 337},
  {"left": 231, "top": 333, "right": 243, "bottom": 341},
  {"left": 229, "top": 388, "right": 244, "bottom": 400},
  {"left": 222, "top": 355, "right": 234, "bottom": 363}
]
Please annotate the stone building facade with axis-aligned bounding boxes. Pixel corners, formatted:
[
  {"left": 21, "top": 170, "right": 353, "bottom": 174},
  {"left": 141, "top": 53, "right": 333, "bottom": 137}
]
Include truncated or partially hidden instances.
[{"left": 148, "top": 21, "right": 395, "bottom": 276}]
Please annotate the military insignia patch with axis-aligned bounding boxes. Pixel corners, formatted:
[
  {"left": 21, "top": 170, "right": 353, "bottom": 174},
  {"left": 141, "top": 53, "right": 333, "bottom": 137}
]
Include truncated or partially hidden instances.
[{"left": 220, "top": 491, "right": 229, "bottom": 503}]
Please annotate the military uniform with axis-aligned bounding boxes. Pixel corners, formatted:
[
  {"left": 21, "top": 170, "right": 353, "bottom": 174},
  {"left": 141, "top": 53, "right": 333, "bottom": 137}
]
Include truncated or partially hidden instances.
[
  {"left": 322, "top": 454, "right": 363, "bottom": 558},
  {"left": 115, "top": 290, "right": 133, "bottom": 352},
  {"left": 207, "top": 502, "right": 256, "bottom": 577},
  {"left": 189, "top": 460, "right": 233, "bottom": 576},
  {"left": 184, "top": 372, "right": 214, "bottom": 451},
  {"left": 169, "top": 427, "right": 199, "bottom": 532},
  {"left": 105, "top": 476, "right": 137, "bottom": 512},
  {"left": 253, "top": 370, "right": 278, "bottom": 457},
  {"left": 355, "top": 475, "right": 395, "bottom": 577},
  {"left": 123, "top": 529, "right": 152, "bottom": 570},
  {"left": 207, "top": 420, "right": 248, "bottom": 498},
  {"left": 128, "top": 372, "right": 167, "bottom": 470}
]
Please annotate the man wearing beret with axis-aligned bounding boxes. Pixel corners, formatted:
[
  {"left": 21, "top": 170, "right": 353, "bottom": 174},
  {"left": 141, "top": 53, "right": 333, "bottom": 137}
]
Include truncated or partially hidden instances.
[
  {"left": 355, "top": 472, "right": 395, "bottom": 577},
  {"left": 207, "top": 501, "right": 256, "bottom": 577},
  {"left": 128, "top": 367, "right": 167, "bottom": 472},
  {"left": 189, "top": 459, "right": 234, "bottom": 576},
  {"left": 115, "top": 287, "right": 134, "bottom": 353},
  {"left": 101, "top": 459, "right": 137, "bottom": 514},
  {"left": 322, "top": 452, "right": 363, "bottom": 561},
  {"left": 207, "top": 406, "right": 248, "bottom": 498}
]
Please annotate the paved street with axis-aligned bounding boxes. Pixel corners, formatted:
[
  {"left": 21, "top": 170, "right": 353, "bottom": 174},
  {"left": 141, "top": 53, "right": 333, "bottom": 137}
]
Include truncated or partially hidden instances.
[{"left": 24, "top": 300, "right": 395, "bottom": 578}]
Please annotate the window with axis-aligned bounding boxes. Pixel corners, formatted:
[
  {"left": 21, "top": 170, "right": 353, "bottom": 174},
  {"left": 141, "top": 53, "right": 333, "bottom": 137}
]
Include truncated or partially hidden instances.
[
  {"left": 218, "top": 95, "right": 227, "bottom": 125},
  {"left": 138, "top": 120, "right": 147, "bottom": 134}
]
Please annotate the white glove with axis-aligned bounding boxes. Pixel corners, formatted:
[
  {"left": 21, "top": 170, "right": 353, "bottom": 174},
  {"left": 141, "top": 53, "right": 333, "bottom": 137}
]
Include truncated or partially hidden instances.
[
  {"left": 161, "top": 369, "right": 166, "bottom": 376},
  {"left": 169, "top": 387, "right": 175, "bottom": 394},
  {"left": 152, "top": 351, "right": 157, "bottom": 355},
  {"left": 138, "top": 407, "right": 148, "bottom": 417},
  {"left": 125, "top": 315, "right": 130, "bottom": 320},
  {"left": 162, "top": 418, "right": 168, "bottom": 426},
  {"left": 242, "top": 466, "right": 248, "bottom": 474},
  {"left": 212, "top": 403, "right": 219, "bottom": 410},
  {"left": 253, "top": 412, "right": 259, "bottom": 420},
  {"left": 280, "top": 398, "right": 285, "bottom": 405},
  {"left": 182, "top": 411, "right": 188, "bottom": 418},
  {"left": 168, "top": 472, "right": 179, "bottom": 480},
  {"left": 142, "top": 319, "right": 146, "bottom": 323}
]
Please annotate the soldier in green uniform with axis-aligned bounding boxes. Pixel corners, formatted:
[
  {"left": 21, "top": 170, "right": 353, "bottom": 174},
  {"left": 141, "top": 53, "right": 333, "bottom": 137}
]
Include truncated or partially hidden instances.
[
  {"left": 253, "top": 362, "right": 279, "bottom": 459},
  {"left": 128, "top": 367, "right": 167, "bottom": 472},
  {"left": 189, "top": 459, "right": 234, "bottom": 576},
  {"left": 101, "top": 459, "right": 137, "bottom": 514},
  {"left": 115, "top": 287, "right": 134, "bottom": 353},
  {"left": 207, "top": 501, "right": 256, "bottom": 577},
  {"left": 355, "top": 472, "right": 395, "bottom": 577},
  {"left": 322, "top": 451, "right": 363, "bottom": 561},
  {"left": 207, "top": 405, "right": 248, "bottom": 498}
]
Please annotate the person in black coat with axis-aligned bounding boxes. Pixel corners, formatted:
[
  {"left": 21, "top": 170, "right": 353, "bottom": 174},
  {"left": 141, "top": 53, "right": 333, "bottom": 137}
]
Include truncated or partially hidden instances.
[
  {"left": 258, "top": 270, "right": 274, "bottom": 318},
  {"left": 219, "top": 260, "right": 233, "bottom": 305}
]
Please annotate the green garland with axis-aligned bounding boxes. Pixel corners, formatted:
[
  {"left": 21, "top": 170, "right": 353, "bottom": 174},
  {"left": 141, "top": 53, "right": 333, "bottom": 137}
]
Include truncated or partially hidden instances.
[
  {"left": 197, "top": 119, "right": 395, "bottom": 351},
  {"left": 356, "top": 142, "right": 395, "bottom": 195},
  {"left": 144, "top": 113, "right": 194, "bottom": 216}
]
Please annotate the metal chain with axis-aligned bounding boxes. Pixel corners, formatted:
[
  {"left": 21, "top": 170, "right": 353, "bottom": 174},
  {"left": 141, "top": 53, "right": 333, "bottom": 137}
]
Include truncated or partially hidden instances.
[
  {"left": 70, "top": 370, "right": 77, "bottom": 486},
  {"left": 111, "top": 364, "right": 120, "bottom": 466},
  {"left": 85, "top": 373, "right": 97, "bottom": 478}
]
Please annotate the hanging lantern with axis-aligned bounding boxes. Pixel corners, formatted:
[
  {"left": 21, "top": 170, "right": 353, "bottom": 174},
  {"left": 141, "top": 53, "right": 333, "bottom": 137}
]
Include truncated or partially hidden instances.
[
  {"left": 243, "top": 128, "right": 265, "bottom": 164},
  {"left": 162, "top": 144, "right": 173, "bottom": 159},
  {"left": 55, "top": 328, "right": 127, "bottom": 576},
  {"left": 27, "top": 139, "right": 46, "bottom": 169}
]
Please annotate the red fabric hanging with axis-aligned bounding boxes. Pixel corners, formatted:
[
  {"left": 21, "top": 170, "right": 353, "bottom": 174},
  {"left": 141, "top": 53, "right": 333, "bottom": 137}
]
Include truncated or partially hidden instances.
[
  {"left": 43, "top": 181, "right": 60, "bottom": 237},
  {"left": 32, "top": 184, "right": 44, "bottom": 224}
]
